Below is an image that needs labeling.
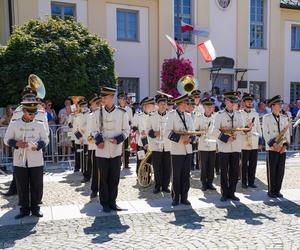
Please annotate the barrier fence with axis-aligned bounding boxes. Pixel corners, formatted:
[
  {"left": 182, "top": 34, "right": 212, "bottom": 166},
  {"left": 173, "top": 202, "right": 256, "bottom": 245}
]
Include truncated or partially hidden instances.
[{"left": 0, "top": 123, "right": 300, "bottom": 170}]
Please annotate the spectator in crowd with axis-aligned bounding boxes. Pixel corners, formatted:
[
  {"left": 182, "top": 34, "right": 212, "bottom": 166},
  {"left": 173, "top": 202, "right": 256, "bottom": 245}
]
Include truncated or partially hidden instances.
[
  {"left": 0, "top": 105, "right": 15, "bottom": 126},
  {"left": 45, "top": 99, "right": 57, "bottom": 126},
  {"left": 59, "top": 105, "right": 73, "bottom": 161},
  {"left": 215, "top": 95, "right": 223, "bottom": 110},
  {"left": 256, "top": 101, "right": 269, "bottom": 122},
  {"left": 58, "top": 98, "right": 72, "bottom": 124},
  {"left": 291, "top": 99, "right": 300, "bottom": 118}
]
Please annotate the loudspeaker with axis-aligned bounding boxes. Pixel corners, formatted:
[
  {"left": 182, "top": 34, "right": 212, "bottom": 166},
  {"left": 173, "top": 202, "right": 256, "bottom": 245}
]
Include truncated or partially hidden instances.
[{"left": 237, "top": 80, "right": 248, "bottom": 89}]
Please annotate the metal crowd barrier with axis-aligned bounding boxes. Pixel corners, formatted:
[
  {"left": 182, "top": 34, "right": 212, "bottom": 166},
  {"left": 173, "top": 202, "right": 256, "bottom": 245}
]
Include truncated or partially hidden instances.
[{"left": 0, "top": 122, "right": 300, "bottom": 170}]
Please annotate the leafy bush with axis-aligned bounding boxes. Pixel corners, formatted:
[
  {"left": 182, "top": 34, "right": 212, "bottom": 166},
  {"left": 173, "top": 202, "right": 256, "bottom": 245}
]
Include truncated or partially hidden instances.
[
  {"left": 160, "top": 58, "right": 194, "bottom": 98},
  {"left": 0, "top": 17, "right": 116, "bottom": 108}
]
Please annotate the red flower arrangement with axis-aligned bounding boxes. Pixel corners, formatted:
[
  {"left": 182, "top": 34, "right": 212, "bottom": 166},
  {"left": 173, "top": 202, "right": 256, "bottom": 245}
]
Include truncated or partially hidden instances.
[{"left": 160, "top": 58, "right": 194, "bottom": 98}]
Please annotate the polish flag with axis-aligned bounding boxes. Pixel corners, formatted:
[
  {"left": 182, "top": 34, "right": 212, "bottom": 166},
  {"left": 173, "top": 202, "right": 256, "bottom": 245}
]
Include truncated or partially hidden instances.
[
  {"left": 181, "top": 20, "right": 209, "bottom": 37},
  {"left": 165, "top": 34, "right": 184, "bottom": 54},
  {"left": 197, "top": 40, "right": 217, "bottom": 63}
]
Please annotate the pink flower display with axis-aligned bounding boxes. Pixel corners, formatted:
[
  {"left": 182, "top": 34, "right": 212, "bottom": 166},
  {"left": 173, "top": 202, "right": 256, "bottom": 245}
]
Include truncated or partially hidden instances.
[{"left": 160, "top": 58, "right": 194, "bottom": 98}]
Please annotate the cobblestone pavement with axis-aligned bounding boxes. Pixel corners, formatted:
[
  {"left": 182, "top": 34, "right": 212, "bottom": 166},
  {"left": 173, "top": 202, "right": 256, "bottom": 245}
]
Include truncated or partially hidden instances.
[{"left": 0, "top": 200, "right": 299, "bottom": 249}]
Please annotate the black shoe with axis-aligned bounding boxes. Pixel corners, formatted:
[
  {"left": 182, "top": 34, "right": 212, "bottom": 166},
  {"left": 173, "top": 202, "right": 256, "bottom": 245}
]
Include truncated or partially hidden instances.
[
  {"left": 3, "top": 190, "right": 17, "bottom": 197},
  {"left": 162, "top": 188, "right": 171, "bottom": 193},
  {"left": 207, "top": 184, "right": 216, "bottom": 191},
  {"left": 242, "top": 184, "right": 248, "bottom": 189},
  {"left": 201, "top": 185, "right": 207, "bottom": 191},
  {"left": 268, "top": 192, "right": 277, "bottom": 198},
  {"left": 124, "top": 164, "right": 130, "bottom": 169},
  {"left": 81, "top": 178, "right": 90, "bottom": 183},
  {"left": 110, "top": 204, "right": 123, "bottom": 211},
  {"left": 74, "top": 168, "right": 80, "bottom": 172},
  {"left": 102, "top": 205, "right": 111, "bottom": 213},
  {"left": 181, "top": 200, "right": 191, "bottom": 205},
  {"left": 172, "top": 200, "right": 179, "bottom": 206},
  {"left": 216, "top": 171, "right": 220, "bottom": 176},
  {"left": 153, "top": 187, "right": 160, "bottom": 194},
  {"left": 248, "top": 184, "right": 257, "bottom": 188},
  {"left": 276, "top": 193, "right": 283, "bottom": 198},
  {"left": 220, "top": 196, "right": 227, "bottom": 202},
  {"left": 15, "top": 212, "right": 30, "bottom": 219},
  {"left": 32, "top": 210, "right": 43, "bottom": 217},
  {"left": 90, "top": 192, "right": 97, "bottom": 199},
  {"left": 228, "top": 195, "right": 240, "bottom": 201}
]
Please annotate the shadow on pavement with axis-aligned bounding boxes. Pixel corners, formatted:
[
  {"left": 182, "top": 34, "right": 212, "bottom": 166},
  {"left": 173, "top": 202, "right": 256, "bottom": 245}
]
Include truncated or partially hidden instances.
[
  {"left": 167, "top": 208, "right": 204, "bottom": 230},
  {"left": 263, "top": 199, "right": 300, "bottom": 217},
  {"left": 83, "top": 215, "right": 129, "bottom": 244}
]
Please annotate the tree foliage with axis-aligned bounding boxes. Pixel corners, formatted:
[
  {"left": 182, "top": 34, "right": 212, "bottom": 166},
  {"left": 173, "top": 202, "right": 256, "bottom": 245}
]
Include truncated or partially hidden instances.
[{"left": 0, "top": 17, "right": 116, "bottom": 108}]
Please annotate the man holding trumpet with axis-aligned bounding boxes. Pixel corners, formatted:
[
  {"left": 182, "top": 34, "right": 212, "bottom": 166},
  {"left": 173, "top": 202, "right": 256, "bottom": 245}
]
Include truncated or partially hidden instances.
[{"left": 4, "top": 101, "right": 49, "bottom": 219}]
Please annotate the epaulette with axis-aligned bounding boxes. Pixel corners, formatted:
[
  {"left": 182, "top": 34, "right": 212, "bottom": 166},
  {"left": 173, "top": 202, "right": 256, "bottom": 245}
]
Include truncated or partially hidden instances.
[
  {"left": 168, "top": 110, "right": 175, "bottom": 113},
  {"left": 37, "top": 109, "right": 45, "bottom": 113},
  {"left": 218, "top": 110, "right": 225, "bottom": 114},
  {"left": 235, "top": 110, "right": 241, "bottom": 113},
  {"left": 117, "top": 107, "right": 126, "bottom": 113},
  {"left": 11, "top": 118, "right": 21, "bottom": 122},
  {"left": 264, "top": 113, "right": 272, "bottom": 117},
  {"left": 15, "top": 105, "right": 22, "bottom": 112},
  {"left": 35, "top": 119, "right": 44, "bottom": 123}
]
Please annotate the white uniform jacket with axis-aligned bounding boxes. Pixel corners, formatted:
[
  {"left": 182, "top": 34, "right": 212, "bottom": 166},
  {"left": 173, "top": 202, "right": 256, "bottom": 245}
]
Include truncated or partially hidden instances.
[
  {"left": 262, "top": 113, "right": 290, "bottom": 151},
  {"left": 194, "top": 113, "right": 217, "bottom": 151},
  {"left": 146, "top": 111, "right": 171, "bottom": 152},
  {"left": 213, "top": 109, "right": 245, "bottom": 153},
  {"left": 89, "top": 106, "right": 130, "bottom": 158},
  {"left": 240, "top": 109, "right": 262, "bottom": 150},
  {"left": 132, "top": 111, "right": 149, "bottom": 147},
  {"left": 73, "top": 111, "right": 90, "bottom": 145},
  {"left": 165, "top": 110, "right": 194, "bottom": 155},
  {"left": 4, "top": 118, "right": 49, "bottom": 167},
  {"left": 12, "top": 106, "right": 49, "bottom": 136},
  {"left": 87, "top": 109, "right": 99, "bottom": 150}
]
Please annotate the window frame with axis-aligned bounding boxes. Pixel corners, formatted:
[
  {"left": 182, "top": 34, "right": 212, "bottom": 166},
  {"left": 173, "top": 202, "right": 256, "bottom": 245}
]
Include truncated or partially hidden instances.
[
  {"left": 116, "top": 8, "right": 140, "bottom": 42},
  {"left": 290, "top": 82, "right": 300, "bottom": 104},
  {"left": 51, "top": 1, "right": 77, "bottom": 21},
  {"left": 249, "top": 81, "right": 266, "bottom": 102},
  {"left": 174, "top": 0, "right": 193, "bottom": 44},
  {"left": 291, "top": 25, "right": 300, "bottom": 51},
  {"left": 250, "top": 0, "right": 266, "bottom": 49}
]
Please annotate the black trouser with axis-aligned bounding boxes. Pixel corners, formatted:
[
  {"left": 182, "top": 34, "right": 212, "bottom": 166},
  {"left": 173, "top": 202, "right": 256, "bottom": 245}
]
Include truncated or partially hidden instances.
[
  {"left": 200, "top": 151, "right": 216, "bottom": 186},
  {"left": 152, "top": 151, "right": 171, "bottom": 190},
  {"left": 8, "top": 172, "right": 17, "bottom": 194},
  {"left": 84, "top": 149, "right": 93, "bottom": 180},
  {"left": 241, "top": 149, "right": 258, "bottom": 185},
  {"left": 136, "top": 146, "right": 151, "bottom": 175},
  {"left": 267, "top": 151, "right": 286, "bottom": 195},
  {"left": 89, "top": 150, "right": 99, "bottom": 193},
  {"left": 97, "top": 156, "right": 121, "bottom": 207},
  {"left": 75, "top": 144, "right": 88, "bottom": 173},
  {"left": 122, "top": 137, "right": 130, "bottom": 167},
  {"left": 15, "top": 166, "right": 43, "bottom": 214},
  {"left": 219, "top": 152, "right": 240, "bottom": 197},
  {"left": 215, "top": 152, "right": 220, "bottom": 174},
  {"left": 171, "top": 154, "right": 192, "bottom": 202}
]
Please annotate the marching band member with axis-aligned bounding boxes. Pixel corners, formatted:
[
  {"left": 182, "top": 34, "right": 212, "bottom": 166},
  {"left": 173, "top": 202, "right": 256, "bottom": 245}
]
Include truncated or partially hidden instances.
[
  {"left": 166, "top": 94, "right": 194, "bottom": 206},
  {"left": 262, "top": 95, "right": 290, "bottom": 198},
  {"left": 191, "top": 90, "right": 204, "bottom": 115},
  {"left": 147, "top": 92, "right": 171, "bottom": 194},
  {"left": 213, "top": 92, "right": 251, "bottom": 202},
  {"left": 167, "top": 97, "right": 175, "bottom": 112},
  {"left": 194, "top": 97, "right": 217, "bottom": 191},
  {"left": 117, "top": 91, "right": 133, "bottom": 169},
  {"left": 89, "top": 87, "right": 130, "bottom": 213},
  {"left": 240, "top": 93, "right": 262, "bottom": 189},
  {"left": 87, "top": 95, "right": 101, "bottom": 198},
  {"left": 3, "top": 87, "right": 48, "bottom": 197},
  {"left": 4, "top": 101, "right": 49, "bottom": 218},
  {"left": 132, "top": 97, "right": 155, "bottom": 175},
  {"left": 73, "top": 98, "right": 89, "bottom": 180}
]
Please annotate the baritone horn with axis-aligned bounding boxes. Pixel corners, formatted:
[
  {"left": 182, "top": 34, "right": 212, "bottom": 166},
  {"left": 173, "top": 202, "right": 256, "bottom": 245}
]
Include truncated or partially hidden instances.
[
  {"left": 177, "top": 75, "right": 198, "bottom": 95},
  {"left": 28, "top": 74, "right": 46, "bottom": 99}
]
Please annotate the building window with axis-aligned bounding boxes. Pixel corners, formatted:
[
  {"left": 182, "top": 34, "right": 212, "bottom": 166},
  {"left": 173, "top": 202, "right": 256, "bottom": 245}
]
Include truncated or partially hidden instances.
[
  {"left": 174, "top": 0, "right": 192, "bottom": 43},
  {"left": 118, "top": 78, "right": 140, "bottom": 103},
  {"left": 250, "top": 0, "right": 265, "bottom": 49},
  {"left": 249, "top": 81, "right": 266, "bottom": 102},
  {"left": 51, "top": 2, "right": 76, "bottom": 21},
  {"left": 117, "top": 9, "right": 139, "bottom": 41},
  {"left": 291, "top": 25, "right": 300, "bottom": 50},
  {"left": 290, "top": 82, "right": 300, "bottom": 104}
]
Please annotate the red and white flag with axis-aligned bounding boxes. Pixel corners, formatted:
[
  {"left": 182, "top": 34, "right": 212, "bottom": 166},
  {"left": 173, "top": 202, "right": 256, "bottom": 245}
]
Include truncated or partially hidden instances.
[
  {"left": 165, "top": 34, "right": 184, "bottom": 55},
  {"left": 181, "top": 20, "right": 209, "bottom": 37},
  {"left": 197, "top": 40, "right": 217, "bottom": 63}
]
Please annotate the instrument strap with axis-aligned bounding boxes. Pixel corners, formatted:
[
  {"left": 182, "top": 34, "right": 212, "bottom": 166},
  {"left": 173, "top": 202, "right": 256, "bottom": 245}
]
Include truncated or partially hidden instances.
[
  {"left": 272, "top": 113, "right": 281, "bottom": 133},
  {"left": 225, "top": 110, "right": 234, "bottom": 128},
  {"left": 176, "top": 110, "right": 188, "bottom": 131}
]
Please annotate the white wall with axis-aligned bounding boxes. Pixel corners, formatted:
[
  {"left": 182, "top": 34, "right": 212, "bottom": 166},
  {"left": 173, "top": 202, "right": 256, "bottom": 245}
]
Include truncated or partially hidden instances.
[
  {"left": 0, "top": 0, "right": 10, "bottom": 45},
  {"left": 106, "top": 3, "right": 149, "bottom": 99},
  {"left": 38, "top": 0, "right": 88, "bottom": 26},
  {"left": 284, "top": 21, "right": 300, "bottom": 102}
]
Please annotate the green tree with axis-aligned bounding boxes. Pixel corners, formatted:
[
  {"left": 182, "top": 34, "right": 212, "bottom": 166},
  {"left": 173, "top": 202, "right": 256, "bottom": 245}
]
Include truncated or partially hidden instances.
[{"left": 0, "top": 17, "right": 116, "bottom": 108}]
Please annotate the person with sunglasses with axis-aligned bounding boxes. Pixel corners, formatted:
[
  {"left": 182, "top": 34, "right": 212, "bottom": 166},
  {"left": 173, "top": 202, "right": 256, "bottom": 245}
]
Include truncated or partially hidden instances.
[{"left": 4, "top": 101, "right": 49, "bottom": 219}]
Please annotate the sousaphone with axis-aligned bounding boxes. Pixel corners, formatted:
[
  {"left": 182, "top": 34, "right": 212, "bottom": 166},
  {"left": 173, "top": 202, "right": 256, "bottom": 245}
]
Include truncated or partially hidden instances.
[
  {"left": 177, "top": 75, "right": 198, "bottom": 95},
  {"left": 28, "top": 74, "right": 46, "bottom": 99}
]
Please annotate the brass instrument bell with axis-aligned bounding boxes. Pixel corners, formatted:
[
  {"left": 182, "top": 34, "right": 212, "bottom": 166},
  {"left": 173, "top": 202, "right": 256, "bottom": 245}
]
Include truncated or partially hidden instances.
[
  {"left": 28, "top": 74, "right": 46, "bottom": 99},
  {"left": 177, "top": 75, "right": 198, "bottom": 95}
]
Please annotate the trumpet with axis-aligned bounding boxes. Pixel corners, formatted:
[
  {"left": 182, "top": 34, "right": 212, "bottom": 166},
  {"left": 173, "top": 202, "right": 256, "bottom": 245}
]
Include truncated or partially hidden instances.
[
  {"left": 174, "top": 129, "right": 208, "bottom": 136},
  {"left": 219, "top": 127, "right": 251, "bottom": 136}
]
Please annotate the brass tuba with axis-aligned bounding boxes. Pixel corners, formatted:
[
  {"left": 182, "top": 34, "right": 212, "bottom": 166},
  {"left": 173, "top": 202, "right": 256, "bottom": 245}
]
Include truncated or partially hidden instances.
[
  {"left": 137, "top": 149, "right": 153, "bottom": 187},
  {"left": 177, "top": 75, "right": 198, "bottom": 95},
  {"left": 28, "top": 74, "right": 46, "bottom": 99},
  {"left": 69, "top": 96, "right": 85, "bottom": 114}
]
